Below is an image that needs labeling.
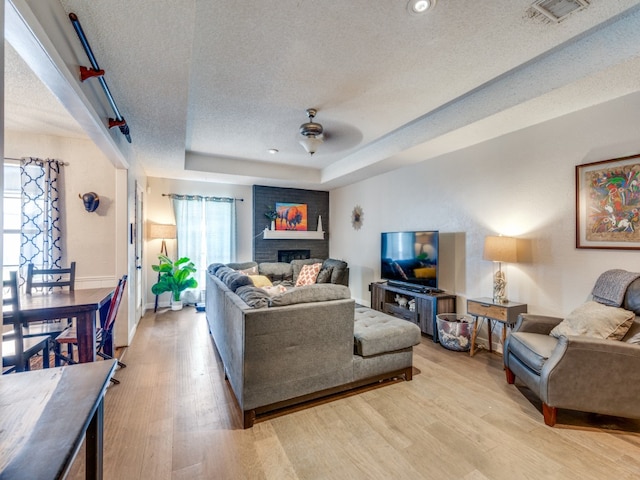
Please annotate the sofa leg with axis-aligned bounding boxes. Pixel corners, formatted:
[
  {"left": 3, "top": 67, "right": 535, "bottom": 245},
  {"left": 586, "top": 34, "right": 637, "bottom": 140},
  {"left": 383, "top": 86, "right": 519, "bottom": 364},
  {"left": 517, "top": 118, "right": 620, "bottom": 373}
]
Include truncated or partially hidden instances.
[
  {"left": 405, "top": 367, "right": 413, "bottom": 381},
  {"left": 505, "top": 366, "right": 516, "bottom": 384},
  {"left": 243, "top": 410, "right": 256, "bottom": 429},
  {"left": 542, "top": 403, "right": 557, "bottom": 426}
]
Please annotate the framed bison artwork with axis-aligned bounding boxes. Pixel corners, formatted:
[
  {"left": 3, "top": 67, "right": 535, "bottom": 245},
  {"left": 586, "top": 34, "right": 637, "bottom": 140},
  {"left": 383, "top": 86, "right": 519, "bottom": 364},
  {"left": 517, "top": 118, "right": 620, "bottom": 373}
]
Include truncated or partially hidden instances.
[{"left": 275, "top": 203, "right": 308, "bottom": 231}]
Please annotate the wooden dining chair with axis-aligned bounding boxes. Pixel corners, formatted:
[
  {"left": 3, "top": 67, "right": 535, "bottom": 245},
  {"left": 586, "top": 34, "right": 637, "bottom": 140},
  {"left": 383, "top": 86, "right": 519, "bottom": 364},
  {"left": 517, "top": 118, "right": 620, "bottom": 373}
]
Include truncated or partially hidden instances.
[
  {"left": 26, "top": 261, "right": 76, "bottom": 294},
  {"left": 4, "top": 262, "right": 78, "bottom": 366},
  {"left": 2, "top": 271, "right": 51, "bottom": 373},
  {"left": 55, "top": 275, "right": 128, "bottom": 383}
]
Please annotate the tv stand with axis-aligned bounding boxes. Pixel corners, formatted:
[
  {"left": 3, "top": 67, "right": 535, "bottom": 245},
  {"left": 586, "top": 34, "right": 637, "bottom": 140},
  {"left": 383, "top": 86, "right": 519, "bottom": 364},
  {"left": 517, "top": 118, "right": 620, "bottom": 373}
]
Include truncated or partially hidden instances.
[{"left": 370, "top": 282, "right": 456, "bottom": 342}]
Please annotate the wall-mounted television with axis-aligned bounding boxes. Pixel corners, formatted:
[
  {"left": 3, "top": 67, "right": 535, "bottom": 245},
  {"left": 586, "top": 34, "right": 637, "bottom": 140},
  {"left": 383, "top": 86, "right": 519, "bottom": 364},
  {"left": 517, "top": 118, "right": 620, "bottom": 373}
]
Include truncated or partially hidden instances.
[{"left": 381, "top": 231, "right": 439, "bottom": 290}]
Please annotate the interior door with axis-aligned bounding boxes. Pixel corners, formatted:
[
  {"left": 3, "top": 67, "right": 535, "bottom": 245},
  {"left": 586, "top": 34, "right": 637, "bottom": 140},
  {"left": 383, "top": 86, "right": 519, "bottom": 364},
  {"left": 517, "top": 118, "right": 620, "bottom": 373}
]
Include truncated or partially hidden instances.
[{"left": 135, "top": 181, "right": 145, "bottom": 323}]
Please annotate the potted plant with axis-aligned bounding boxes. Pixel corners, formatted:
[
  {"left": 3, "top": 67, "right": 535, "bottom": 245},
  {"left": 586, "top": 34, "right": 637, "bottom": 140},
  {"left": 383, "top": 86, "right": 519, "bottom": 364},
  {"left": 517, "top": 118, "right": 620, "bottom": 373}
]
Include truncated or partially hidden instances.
[
  {"left": 265, "top": 205, "right": 278, "bottom": 230},
  {"left": 151, "top": 254, "right": 198, "bottom": 311}
]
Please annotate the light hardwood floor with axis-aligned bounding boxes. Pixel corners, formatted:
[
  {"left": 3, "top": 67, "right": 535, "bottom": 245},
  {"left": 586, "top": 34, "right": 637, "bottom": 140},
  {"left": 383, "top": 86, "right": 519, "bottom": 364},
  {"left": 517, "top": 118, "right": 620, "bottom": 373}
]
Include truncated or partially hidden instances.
[{"left": 69, "top": 307, "right": 640, "bottom": 479}]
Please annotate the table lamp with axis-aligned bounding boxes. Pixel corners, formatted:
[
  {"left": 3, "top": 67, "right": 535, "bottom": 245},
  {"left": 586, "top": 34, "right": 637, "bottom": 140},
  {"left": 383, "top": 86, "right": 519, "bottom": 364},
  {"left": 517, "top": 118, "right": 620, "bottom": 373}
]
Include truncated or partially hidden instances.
[
  {"left": 483, "top": 235, "right": 517, "bottom": 304},
  {"left": 149, "top": 224, "right": 176, "bottom": 256}
]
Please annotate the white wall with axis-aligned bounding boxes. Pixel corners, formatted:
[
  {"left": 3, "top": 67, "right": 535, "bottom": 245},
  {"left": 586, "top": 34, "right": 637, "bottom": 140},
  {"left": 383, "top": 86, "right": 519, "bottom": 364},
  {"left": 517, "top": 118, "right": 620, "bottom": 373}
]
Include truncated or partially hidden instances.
[
  {"left": 4, "top": 131, "right": 134, "bottom": 343},
  {"left": 330, "top": 91, "right": 640, "bottom": 348},
  {"left": 144, "top": 177, "right": 253, "bottom": 308},
  {"left": 5, "top": 131, "right": 120, "bottom": 282}
]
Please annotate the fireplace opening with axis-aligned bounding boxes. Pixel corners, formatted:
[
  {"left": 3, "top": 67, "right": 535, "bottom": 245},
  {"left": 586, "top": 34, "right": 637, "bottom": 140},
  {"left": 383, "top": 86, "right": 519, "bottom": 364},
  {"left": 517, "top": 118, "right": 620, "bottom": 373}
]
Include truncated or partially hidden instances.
[{"left": 278, "top": 249, "right": 311, "bottom": 263}]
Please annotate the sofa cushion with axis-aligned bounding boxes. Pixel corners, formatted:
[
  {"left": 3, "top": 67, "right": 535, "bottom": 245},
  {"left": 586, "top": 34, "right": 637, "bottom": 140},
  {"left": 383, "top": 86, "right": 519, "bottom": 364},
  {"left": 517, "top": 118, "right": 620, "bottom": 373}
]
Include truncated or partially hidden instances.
[
  {"left": 550, "top": 301, "right": 635, "bottom": 341},
  {"left": 249, "top": 275, "right": 272, "bottom": 288},
  {"left": 353, "top": 307, "right": 421, "bottom": 356},
  {"left": 316, "top": 266, "right": 333, "bottom": 284},
  {"left": 508, "top": 332, "right": 558, "bottom": 375},
  {"left": 235, "top": 285, "right": 270, "bottom": 308},
  {"left": 322, "top": 258, "right": 348, "bottom": 285},
  {"left": 258, "top": 262, "right": 293, "bottom": 282},
  {"left": 295, "top": 263, "right": 322, "bottom": 286},
  {"left": 269, "top": 284, "right": 350, "bottom": 307}
]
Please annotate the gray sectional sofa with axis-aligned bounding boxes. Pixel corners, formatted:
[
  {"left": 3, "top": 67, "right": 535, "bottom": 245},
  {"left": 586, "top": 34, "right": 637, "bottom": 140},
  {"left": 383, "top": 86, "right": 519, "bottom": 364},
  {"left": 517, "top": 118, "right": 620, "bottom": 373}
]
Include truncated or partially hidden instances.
[{"left": 206, "top": 260, "right": 421, "bottom": 428}]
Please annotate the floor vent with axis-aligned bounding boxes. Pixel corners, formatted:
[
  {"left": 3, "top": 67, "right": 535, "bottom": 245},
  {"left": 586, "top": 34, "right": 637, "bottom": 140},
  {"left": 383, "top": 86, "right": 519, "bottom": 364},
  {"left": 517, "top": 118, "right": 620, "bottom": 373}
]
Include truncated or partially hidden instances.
[{"left": 527, "top": 0, "right": 590, "bottom": 23}]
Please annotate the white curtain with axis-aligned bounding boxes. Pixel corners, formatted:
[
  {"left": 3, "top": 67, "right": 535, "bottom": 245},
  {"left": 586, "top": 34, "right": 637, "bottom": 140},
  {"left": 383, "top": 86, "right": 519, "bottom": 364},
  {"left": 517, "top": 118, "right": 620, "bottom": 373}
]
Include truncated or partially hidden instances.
[{"left": 172, "top": 195, "right": 236, "bottom": 303}]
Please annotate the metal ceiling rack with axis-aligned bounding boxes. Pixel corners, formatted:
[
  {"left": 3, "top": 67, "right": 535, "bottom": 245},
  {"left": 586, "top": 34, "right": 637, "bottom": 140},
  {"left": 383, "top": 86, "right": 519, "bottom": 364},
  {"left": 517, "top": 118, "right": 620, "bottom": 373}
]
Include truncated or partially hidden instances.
[{"left": 69, "top": 12, "right": 131, "bottom": 143}]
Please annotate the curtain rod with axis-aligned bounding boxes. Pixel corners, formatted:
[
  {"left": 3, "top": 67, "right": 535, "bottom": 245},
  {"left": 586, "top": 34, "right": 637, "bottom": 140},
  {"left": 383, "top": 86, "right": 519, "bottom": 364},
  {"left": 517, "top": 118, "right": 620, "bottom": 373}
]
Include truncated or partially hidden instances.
[
  {"left": 4, "top": 157, "right": 70, "bottom": 166},
  {"left": 162, "top": 193, "right": 243, "bottom": 202}
]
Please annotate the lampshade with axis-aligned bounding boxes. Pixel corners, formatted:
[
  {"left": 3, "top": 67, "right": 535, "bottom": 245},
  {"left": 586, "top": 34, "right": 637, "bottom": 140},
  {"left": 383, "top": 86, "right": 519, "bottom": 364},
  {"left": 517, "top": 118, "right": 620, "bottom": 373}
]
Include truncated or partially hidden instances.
[
  {"left": 149, "top": 224, "right": 176, "bottom": 240},
  {"left": 483, "top": 236, "right": 517, "bottom": 263},
  {"left": 299, "top": 135, "right": 324, "bottom": 155}
]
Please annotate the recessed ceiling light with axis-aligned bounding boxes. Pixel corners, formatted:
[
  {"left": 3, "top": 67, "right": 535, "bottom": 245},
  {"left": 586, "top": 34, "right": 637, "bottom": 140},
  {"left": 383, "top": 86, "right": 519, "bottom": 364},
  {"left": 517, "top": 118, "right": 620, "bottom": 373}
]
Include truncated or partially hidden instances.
[
  {"left": 268, "top": 148, "right": 279, "bottom": 154},
  {"left": 407, "top": 0, "right": 436, "bottom": 15}
]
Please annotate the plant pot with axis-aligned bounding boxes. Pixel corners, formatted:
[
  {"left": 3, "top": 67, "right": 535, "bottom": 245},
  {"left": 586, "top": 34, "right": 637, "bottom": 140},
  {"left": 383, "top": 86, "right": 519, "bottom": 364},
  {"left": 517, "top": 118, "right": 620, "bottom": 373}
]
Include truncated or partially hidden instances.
[
  {"left": 270, "top": 220, "right": 275, "bottom": 231},
  {"left": 171, "top": 299, "right": 183, "bottom": 311}
]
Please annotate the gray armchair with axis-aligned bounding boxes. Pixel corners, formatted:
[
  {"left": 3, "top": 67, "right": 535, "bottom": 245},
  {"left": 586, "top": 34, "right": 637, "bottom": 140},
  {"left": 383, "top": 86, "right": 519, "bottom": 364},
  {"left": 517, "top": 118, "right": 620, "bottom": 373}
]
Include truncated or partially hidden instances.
[{"left": 503, "top": 276, "right": 640, "bottom": 426}]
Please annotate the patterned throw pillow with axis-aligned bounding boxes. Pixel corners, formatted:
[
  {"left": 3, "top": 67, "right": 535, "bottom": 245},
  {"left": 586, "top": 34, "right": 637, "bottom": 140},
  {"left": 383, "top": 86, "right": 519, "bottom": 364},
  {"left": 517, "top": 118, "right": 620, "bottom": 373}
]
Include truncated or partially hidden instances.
[
  {"left": 238, "top": 265, "right": 258, "bottom": 275},
  {"left": 295, "top": 263, "right": 322, "bottom": 287}
]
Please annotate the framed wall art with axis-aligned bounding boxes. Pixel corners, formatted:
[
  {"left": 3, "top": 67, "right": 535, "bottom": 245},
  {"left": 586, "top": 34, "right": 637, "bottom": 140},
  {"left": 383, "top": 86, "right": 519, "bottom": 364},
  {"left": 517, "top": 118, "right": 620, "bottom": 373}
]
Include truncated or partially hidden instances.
[
  {"left": 575, "top": 154, "right": 640, "bottom": 249},
  {"left": 275, "top": 202, "right": 308, "bottom": 231}
]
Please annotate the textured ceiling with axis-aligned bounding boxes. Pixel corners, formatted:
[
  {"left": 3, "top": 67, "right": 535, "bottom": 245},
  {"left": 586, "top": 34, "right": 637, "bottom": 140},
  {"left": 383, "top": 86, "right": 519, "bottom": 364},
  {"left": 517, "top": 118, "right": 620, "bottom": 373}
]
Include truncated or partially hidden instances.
[{"left": 6, "top": 0, "right": 640, "bottom": 188}]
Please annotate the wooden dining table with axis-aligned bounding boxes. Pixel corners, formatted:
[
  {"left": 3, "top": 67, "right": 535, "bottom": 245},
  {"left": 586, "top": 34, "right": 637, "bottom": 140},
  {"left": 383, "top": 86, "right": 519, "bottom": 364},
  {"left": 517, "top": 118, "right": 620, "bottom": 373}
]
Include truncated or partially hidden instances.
[
  {"left": 0, "top": 359, "right": 116, "bottom": 479},
  {"left": 19, "top": 287, "right": 115, "bottom": 363}
]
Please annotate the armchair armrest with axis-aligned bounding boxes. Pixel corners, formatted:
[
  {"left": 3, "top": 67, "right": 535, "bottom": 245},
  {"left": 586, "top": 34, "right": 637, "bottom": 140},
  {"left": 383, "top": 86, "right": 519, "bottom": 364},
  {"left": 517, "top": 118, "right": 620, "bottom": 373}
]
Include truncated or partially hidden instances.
[
  {"left": 541, "top": 336, "right": 640, "bottom": 417},
  {"left": 512, "top": 313, "right": 563, "bottom": 335}
]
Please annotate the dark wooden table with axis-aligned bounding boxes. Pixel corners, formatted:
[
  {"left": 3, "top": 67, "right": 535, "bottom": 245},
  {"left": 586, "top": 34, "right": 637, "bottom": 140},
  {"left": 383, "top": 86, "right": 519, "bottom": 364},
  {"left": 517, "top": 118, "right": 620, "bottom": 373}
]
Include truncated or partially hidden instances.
[
  {"left": 19, "top": 288, "right": 114, "bottom": 363},
  {"left": 0, "top": 360, "right": 116, "bottom": 479}
]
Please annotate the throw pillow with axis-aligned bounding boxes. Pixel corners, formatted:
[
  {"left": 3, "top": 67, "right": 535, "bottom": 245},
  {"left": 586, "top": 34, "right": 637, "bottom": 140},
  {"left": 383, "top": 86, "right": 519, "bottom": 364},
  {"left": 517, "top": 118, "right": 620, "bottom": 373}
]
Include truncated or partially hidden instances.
[
  {"left": 316, "top": 266, "right": 333, "bottom": 284},
  {"left": 262, "top": 284, "right": 287, "bottom": 296},
  {"left": 227, "top": 272, "right": 253, "bottom": 292},
  {"left": 550, "top": 301, "right": 635, "bottom": 341},
  {"left": 249, "top": 275, "right": 272, "bottom": 288},
  {"left": 623, "top": 319, "right": 640, "bottom": 344},
  {"left": 295, "top": 263, "right": 322, "bottom": 287},
  {"left": 238, "top": 265, "right": 258, "bottom": 275}
]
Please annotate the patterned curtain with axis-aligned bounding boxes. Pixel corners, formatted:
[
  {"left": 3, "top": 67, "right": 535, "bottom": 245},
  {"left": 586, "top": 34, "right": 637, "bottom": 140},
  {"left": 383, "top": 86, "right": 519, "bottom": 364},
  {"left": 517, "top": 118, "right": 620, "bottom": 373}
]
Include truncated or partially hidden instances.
[
  {"left": 171, "top": 194, "right": 236, "bottom": 303},
  {"left": 20, "top": 157, "right": 65, "bottom": 282}
]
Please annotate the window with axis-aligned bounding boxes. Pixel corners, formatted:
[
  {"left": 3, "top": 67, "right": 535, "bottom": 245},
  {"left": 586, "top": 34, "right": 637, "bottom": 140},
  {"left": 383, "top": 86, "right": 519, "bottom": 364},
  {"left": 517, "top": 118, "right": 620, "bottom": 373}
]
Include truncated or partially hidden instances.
[
  {"left": 171, "top": 195, "right": 237, "bottom": 302},
  {"left": 3, "top": 161, "right": 21, "bottom": 279}
]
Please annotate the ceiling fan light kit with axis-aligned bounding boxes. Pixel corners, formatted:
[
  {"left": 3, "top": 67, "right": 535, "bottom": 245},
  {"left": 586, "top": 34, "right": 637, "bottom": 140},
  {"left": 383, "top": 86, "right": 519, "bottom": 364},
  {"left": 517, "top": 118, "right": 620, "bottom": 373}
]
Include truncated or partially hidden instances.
[
  {"left": 299, "top": 108, "right": 324, "bottom": 156},
  {"left": 407, "top": 0, "right": 436, "bottom": 15}
]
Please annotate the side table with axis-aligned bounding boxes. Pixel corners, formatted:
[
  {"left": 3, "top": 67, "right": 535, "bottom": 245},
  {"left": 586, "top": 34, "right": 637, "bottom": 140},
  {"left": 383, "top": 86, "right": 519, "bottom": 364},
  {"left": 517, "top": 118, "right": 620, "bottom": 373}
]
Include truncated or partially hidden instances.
[{"left": 467, "top": 297, "right": 527, "bottom": 356}]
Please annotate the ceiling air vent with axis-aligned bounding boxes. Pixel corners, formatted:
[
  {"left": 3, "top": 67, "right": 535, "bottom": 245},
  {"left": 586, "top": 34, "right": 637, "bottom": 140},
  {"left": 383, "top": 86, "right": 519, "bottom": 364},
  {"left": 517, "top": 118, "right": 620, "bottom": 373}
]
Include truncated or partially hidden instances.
[{"left": 528, "top": 0, "right": 590, "bottom": 23}]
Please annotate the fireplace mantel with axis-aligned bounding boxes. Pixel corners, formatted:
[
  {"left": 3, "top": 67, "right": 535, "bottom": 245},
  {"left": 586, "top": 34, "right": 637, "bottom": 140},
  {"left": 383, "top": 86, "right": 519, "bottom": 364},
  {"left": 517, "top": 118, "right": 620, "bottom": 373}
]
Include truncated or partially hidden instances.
[{"left": 263, "top": 216, "right": 325, "bottom": 240}]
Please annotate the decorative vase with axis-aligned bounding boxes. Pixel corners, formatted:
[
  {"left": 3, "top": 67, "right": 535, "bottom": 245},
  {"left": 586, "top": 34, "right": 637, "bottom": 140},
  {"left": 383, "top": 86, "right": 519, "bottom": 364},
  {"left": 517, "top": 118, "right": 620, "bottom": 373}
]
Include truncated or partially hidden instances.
[
  {"left": 171, "top": 298, "right": 183, "bottom": 311},
  {"left": 270, "top": 220, "right": 275, "bottom": 230}
]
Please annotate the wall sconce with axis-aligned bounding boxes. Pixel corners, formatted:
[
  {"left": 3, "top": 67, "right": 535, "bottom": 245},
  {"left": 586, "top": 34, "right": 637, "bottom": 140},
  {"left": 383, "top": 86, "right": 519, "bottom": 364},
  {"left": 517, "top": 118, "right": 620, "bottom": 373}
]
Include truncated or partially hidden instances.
[
  {"left": 79, "top": 192, "right": 100, "bottom": 212},
  {"left": 149, "top": 223, "right": 177, "bottom": 256},
  {"left": 483, "top": 235, "right": 518, "bottom": 304}
]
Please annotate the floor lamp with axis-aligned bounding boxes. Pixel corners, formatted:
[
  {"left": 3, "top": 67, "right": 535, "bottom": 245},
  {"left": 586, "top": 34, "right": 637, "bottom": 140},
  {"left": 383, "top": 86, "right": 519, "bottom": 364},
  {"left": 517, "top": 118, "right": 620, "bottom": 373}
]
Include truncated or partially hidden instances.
[{"left": 150, "top": 224, "right": 177, "bottom": 312}]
